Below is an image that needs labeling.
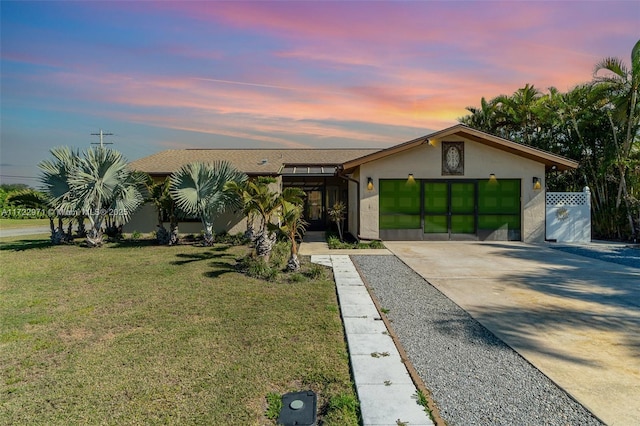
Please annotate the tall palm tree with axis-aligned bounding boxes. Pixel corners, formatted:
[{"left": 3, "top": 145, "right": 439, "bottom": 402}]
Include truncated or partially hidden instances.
[
  {"left": 592, "top": 39, "right": 640, "bottom": 237},
  {"left": 169, "top": 161, "right": 247, "bottom": 246},
  {"left": 40, "top": 146, "right": 146, "bottom": 247}
]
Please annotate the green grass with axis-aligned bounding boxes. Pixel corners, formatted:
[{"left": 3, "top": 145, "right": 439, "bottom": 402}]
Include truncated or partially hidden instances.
[
  {"left": 0, "top": 236, "right": 359, "bottom": 425},
  {"left": 0, "top": 218, "right": 51, "bottom": 229}
]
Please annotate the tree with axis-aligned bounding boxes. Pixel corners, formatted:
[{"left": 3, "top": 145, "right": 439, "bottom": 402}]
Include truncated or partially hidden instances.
[
  {"left": 169, "top": 161, "right": 247, "bottom": 246},
  {"left": 592, "top": 39, "right": 640, "bottom": 238},
  {"left": 459, "top": 41, "right": 640, "bottom": 240},
  {"left": 39, "top": 146, "right": 146, "bottom": 247},
  {"left": 328, "top": 201, "right": 346, "bottom": 241},
  {"left": 243, "top": 179, "right": 282, "bottom": 261},
  {"left": 272, "top": 188, "right": 308, "bottom": 271},
  {"left": 5, "top": 189, "right": 65, "bottom": 243},
  {"left": 225, "top": 179, "right": 258, "bottom": 241},
  {"left": 38, "top": 146, "right": 81, "bottom": 244},
  {"left": 144, "top": 175, "right": 179, "bottom": 245}
]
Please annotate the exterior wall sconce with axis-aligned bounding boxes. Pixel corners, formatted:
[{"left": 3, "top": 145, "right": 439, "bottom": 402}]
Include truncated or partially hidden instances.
[
  {"left": 367, "top": 177, "right": 374, "bottom": 191},
  {"left": 427, "top": 138, "right": 437, "bottom": 146},
  {"left": 533, "top": 177, "right": 542, "bottom": 190},
  {"left": 489, "top": 173, "right": 497, "bottom": 183},
  {"left": 407, "top": 173, "right": 415, "bottom": 184}
]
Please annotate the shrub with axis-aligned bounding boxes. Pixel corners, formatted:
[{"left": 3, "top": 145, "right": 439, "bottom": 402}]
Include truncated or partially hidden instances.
[
  {"left": 238, "top": 255, "right": 279, "bottom": 281},
  {"left": 305, "top": 263, "right": 327, "bottom": 280}
]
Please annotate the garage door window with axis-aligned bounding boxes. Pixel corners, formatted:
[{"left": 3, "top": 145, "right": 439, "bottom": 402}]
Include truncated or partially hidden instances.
[{"left": 379, "top": 179, "right": 420, "bottom": 229}]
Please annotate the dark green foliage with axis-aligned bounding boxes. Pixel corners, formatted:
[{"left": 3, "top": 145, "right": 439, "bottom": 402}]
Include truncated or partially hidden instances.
[{"left": 459, "top": 41, "right": 640, "bottom": 240}]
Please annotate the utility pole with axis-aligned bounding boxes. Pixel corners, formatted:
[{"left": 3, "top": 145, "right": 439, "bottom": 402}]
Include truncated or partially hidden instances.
[{"left": 90, "top": 129, "right": 114, "bottom": 148}]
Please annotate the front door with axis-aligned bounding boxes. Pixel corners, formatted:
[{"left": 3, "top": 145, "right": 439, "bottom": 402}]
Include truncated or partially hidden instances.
[
  {"left": 423, "top": 181, "right": 477, "bottom": 240},
  {"left": 305, "top": 189, "right": 324, "bottom": 231}
]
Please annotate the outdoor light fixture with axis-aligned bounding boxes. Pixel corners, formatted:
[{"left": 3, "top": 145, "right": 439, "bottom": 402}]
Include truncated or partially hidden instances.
[
  {"left": 489, "top": 173, "right": 497, "bottom": 183},
  {"left": 367, "top": 177, "right": 374, "bottom": 191},
  {"left": 407, "top": 173, "right": 415, "bottom": 184},
  {"left": 427, "top": 138, "right": 437, "bottom": 146},
  {"left": 533, "top": 177, "right": 542, "bottom": 190}
]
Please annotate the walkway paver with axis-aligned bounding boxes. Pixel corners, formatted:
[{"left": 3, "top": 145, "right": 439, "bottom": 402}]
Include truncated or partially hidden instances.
[{"left": 312, "top": 254, "right": 432, "bottom": 426}]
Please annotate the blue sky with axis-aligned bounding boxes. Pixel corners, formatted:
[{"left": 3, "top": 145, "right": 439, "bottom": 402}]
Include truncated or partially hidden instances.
[{"left": 1, "top": 0, "right": 638, "bottom": 185}]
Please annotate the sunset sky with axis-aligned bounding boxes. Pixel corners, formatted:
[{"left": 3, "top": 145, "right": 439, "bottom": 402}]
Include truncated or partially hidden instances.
[{"left": 1, "top": 1, "right": 638, "bottom": 185}]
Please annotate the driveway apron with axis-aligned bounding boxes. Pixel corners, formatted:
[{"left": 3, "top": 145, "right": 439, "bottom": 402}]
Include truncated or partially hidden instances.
[{"left": 384, "top": 241, "right": 640, "bottom": 426}]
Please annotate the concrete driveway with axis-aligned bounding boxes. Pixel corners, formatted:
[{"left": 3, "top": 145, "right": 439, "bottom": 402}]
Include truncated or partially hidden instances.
[{"left": 384, "top": 241, "right": 640, "bottom": 426}]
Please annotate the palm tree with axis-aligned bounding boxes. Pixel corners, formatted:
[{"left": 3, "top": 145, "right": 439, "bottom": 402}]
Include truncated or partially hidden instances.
[
  {"left": 224, "top": 179, "right": 258, "bottom": 241},
  {"left": 169, "top": 161, "right": 247, "bottom": 246},
  {"left": 274, "top": 195, "right": 308, "bottom": 271},
  {"left": 5, "top": 189, "right": 65, "bottom": 243},
  {"left": 328, "top": 201, "right": 346, "bottom": 242},
  {"left": 40, "top": 146, "right": 146, "bottom": 247},
  {"left": 38, "top": 146, "right": 81, "bottom": 244},
  {"left": 243, "top": 180, "right": 281, "bottom": 260},
  {"left": 592, "top": 39, "right": 640, "bottom": 238},
  {"left": 144, "top": 175, "right": 179, "bottom": 245}
]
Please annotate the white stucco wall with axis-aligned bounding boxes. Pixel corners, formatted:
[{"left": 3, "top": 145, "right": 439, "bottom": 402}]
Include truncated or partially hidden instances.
[{"left": 355, "top": 138, "right": 546, "bottom": 242}]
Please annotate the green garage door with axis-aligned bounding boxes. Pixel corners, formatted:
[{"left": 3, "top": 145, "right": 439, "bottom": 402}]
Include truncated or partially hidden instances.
[
  {"left": 424, "top": 181, "right": 476, "bottom": 239},
  {"left": 379, "top": 178, "right": 521, "bottom": 241},
  {"left": 477, "top": 179, "right": 521, "bottom": 240},
  {"left": 379, "top": 179, "right": 421, "bottom": 229}
]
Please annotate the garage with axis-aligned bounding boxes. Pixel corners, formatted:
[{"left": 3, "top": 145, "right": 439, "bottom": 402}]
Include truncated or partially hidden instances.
[
  {"left": 344, "top": 124, "right": 578, "bottom": 243},
  {"left": 378, "top": 178, "right": 521, "bottom": 241}
]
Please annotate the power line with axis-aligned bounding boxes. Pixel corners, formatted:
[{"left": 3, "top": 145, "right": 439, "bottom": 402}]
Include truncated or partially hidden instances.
[{"left": 90, "top": 129, "right": 114, "bottom": 148}]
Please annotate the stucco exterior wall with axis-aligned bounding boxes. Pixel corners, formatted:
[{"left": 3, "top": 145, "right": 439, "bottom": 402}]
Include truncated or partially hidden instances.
[
  {"left": 123, "top": 203, "right": 247, "bottom": 235},
  {"left": 356, "top": 138, "right": 546, "bottom": 242},
  {"left": 123, "top": 175, "right": 282, "bottom": 236}
]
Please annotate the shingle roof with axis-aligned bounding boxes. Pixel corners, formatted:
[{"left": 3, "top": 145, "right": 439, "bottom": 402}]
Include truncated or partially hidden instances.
[{"left": 129, "top": 148, "right": 381, "bottom": 175}]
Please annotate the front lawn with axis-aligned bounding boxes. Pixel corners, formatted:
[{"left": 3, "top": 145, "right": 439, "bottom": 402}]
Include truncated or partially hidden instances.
[{"left": 0, "top": 236, "right": 358, "bottom": 425}]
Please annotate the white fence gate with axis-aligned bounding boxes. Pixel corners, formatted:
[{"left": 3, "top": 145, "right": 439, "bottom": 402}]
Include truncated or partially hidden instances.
[{"left": 546, "top": 187, "right": 591, "bottom": 243}]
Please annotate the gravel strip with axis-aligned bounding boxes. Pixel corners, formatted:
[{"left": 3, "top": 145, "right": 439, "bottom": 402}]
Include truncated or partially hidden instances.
[{"left": 352, "top": 255, "right": 603, "bottom": 426}]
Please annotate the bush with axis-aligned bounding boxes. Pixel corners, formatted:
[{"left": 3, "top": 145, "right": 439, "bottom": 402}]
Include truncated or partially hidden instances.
[
  {"left": 269, "top": 240, "right": 290, "bottom": 269},
  {"left": 327, "top": 232, "right": 385, "bottom": 250},
  {"left": 238, "top": 255, "right": 279, "bottom": 281},
  {"left": 305, "top": 263, "right": 327, "bottom": 280}
]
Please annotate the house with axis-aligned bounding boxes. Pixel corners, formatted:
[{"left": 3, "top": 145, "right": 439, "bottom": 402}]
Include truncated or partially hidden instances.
[{"left": 126, "top": 124, "right": 578, "bottom": 243}]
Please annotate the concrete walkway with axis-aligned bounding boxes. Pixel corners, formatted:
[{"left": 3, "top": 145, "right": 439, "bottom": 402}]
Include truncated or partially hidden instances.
[
  {"left": 312, "top": 254, "right": 432, "bottom": 426},
  {"left": 385, "top": 241, "right": 640, "bottom": 426}
]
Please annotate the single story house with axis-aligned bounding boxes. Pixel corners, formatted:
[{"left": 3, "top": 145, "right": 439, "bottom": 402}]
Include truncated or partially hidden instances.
[{"left": 126, "top": 124, "right": 578, "bottom": 243}]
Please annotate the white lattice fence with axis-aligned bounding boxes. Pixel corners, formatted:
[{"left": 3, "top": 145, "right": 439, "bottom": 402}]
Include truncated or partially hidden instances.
[{"left": 546, "top": 187, "right": 591, "bottom": 243}]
